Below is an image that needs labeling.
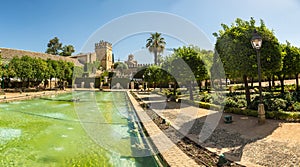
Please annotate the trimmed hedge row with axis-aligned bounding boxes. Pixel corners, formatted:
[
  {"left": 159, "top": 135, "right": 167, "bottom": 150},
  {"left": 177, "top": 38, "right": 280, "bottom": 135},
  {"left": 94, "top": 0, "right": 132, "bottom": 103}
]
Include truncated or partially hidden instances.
[
  {"left": 180, "top": 99, "right": 222, "bottom": 111},
  {"left": 143, "top": 90, "right": 300, "bottom": 122},
  {"left": 224, "top": 107, "right": 300, "bottom": 122},
  {"left": 181, "top": 97, "right": 300, "bottom": 122}
]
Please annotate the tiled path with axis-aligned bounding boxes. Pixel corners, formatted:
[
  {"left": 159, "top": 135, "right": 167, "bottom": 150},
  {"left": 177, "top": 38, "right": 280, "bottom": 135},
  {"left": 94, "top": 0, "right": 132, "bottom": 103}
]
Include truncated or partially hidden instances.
[{"left": 134, "top": 92, "right": 300, "bottom": 167}]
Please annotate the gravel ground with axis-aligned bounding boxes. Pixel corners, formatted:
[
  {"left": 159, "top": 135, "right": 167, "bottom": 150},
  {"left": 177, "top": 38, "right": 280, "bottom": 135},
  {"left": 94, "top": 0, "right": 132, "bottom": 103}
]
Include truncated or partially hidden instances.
[
  {"left": 134, "top": 92, "right": 300, "bottom": 166},
  {"left": 144, "top": 108, "right": 244, "bottom": 167},
  {"left": 242, "top": 140, "right": 300, "bottom": 167}
]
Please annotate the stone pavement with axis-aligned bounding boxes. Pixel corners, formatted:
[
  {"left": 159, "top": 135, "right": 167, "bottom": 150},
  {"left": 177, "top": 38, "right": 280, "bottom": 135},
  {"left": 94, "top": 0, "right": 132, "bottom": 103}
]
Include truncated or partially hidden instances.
[
  {"left": 127, "top": 92, "right": 201, "bottom": 167},
  {"left": 134, "top": 92, "right": 300, "bottom": 167}
]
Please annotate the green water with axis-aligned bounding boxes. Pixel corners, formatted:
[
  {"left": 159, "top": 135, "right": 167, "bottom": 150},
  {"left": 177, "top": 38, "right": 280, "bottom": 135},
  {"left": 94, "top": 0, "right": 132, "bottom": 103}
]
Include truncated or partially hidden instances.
[{"left": 0, "top": 91, "right": 159, "bottom": 167}]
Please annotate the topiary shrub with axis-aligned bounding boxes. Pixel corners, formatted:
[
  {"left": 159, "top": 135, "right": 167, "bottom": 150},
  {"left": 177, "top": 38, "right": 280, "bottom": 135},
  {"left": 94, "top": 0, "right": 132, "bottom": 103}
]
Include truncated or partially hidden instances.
[
  {"left": 250, "top": 96, "right": 288, "bottom": 112},
  {"left": 292, "top": 91, "right": 300, "bottom": 102},
  {"left": 266, "top": 111, "right": 276, "bottom": 119},
  {"left": 288, "top": 112, "right": 300, "bottom": 121},
  {"left": 237, "top": 99, "right": 247, "bottom": 108},
  {"left": 224, "top": 97, "right": 239, "bottom": 108},
  {"left": 292, "top": 102, "right": 300, "bottom": 111},
  {"left": 199, "top": 92, "right": 212, "bottom": 103},
  {"left": 284, "top": 84, "right": 296, "bottom": 92},
  {"left": 268, "top": 98, "right": 287, "bottom": 111},
  {"left": 224, "top": 107, "right": 257, "bottom": 117},
  {"left": 198, "top": 102, "right": 211, "bottom": 109}
]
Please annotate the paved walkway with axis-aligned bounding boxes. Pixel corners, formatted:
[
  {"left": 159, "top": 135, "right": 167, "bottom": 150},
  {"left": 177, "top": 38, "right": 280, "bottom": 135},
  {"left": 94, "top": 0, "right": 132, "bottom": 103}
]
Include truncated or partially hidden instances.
[
  {"left": 127, "top": 92, "right": 201, "bottom": 167},
  {"left": 135, "top": 92, "right": 300, "bottom": 167}
]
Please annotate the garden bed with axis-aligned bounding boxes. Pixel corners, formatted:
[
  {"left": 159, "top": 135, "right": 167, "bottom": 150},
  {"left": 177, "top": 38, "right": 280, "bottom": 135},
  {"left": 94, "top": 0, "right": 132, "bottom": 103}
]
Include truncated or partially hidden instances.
[{"left": 131, "top": 91, "right": 244, "bottom": 167}]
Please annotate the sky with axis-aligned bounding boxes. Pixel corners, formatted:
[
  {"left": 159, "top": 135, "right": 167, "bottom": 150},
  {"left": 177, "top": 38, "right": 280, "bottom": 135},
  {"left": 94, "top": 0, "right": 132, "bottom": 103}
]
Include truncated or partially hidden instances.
[{"left": 1, "top": 0, "right": 300, "bottom": 64}]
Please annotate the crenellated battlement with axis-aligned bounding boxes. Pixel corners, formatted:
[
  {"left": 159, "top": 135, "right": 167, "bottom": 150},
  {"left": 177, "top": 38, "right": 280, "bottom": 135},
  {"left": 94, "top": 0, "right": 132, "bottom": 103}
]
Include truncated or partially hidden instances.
[
  {"left": 95, "top": 40, "right": 112, "bottom": 50},
  {"left": 94, "top": 40, "right": 113, "bottom": 70}
]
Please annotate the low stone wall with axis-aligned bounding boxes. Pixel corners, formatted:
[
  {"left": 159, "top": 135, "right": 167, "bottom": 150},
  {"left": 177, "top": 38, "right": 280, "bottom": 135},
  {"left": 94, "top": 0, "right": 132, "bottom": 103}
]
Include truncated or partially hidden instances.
[
  {"left": 0, "top": 47, "right": 80, "bottom": 65},
  {"left": 0, "top": 89, "right": 72, "bottom": 103}
]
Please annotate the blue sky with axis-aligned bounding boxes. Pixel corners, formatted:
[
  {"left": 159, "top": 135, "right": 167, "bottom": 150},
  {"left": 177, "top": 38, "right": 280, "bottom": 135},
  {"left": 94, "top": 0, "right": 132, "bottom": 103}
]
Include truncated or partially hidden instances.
[{"left": 1, "top": 0, "right": 300, "bottom": 63}]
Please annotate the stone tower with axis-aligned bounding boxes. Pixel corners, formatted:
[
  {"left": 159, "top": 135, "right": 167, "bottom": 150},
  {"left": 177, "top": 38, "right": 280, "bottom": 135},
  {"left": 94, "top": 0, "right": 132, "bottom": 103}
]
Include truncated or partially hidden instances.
[{"left": 95, "top": 40, "right": 113, "bottom": 70}]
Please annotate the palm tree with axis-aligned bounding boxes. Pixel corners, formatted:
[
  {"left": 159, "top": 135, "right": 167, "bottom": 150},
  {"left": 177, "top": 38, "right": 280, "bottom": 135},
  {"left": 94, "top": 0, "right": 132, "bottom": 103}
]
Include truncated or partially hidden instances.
[
  {"left": 60, "top": 45, "right": 75, "bottom": 56},
  {"left": 146, "top": 32, "right": 166, "bottom": 65}
]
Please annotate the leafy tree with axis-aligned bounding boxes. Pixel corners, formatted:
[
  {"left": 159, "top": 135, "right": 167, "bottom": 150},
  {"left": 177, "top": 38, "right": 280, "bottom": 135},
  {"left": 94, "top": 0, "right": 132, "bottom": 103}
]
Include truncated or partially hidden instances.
[
  {"left": 210, "top": 50, "right": 226, "bottom": 89},
  {"left": 0, "top": 55, "right": 5, "bottom": 89},
  {"left": 49, "top": 60, "right": 74, "bottom": 89},
  {"left": 161, "top": 54, "right": 179, "bottom": 95},
  {"left": 57, "top": 60, "right": 67, "bottom": 80},
  {"left": 144, "top": 65, "right": 163, "bottom": 89},
  {"left": 60, "top": 45, "right": 75, "bottom": 56},
  {"left": 113, "top": 62, "right": 128, "bottom": 71},
  {"left": 277, "top": 42, "right": 300, "bottom": 92},
  {"left": 7, "top": 56, "right": 74, "bottom": 89},
  {"left": 46, "top": 59, "right": 56, "bottom": 89},
  {"left": 176, "top": 46, "right": 208, "bottom": 100},
  {"left": 0, "top": 55, "right": 3, "bottom": 78},
  {"left": 47, "top": 59, "right": 67, "bottom": 88},
  {"left": 85, "top": 61, "right": 102, "bottom": 75},
  {"left": 8, "top": 56, "right": 33, "bottom": 88},
  {"left": 213, "top": 18, "right": 282, "bottom": 106},
  {"left": 146, "top": 32, "right": 166, "bottom": 65},
  {"left": 32, "top": 58, "right": 48, "bottom": 84},
  {"left": 46, "top": 37, "right": 62, "bottom": 55},
  {"left": 162, "top": 46, "right": 208, "bottom": 100},
  {"left": 73, "top": 66, "right": 83, "bottom": 79}
]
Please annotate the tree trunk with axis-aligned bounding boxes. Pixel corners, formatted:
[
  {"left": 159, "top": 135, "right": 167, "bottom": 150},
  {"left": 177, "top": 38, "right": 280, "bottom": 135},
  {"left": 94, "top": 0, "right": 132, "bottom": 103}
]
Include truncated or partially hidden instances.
[
  {"left": 49, "top": 78, "right": 52, "bottom": 89},
  {"left": 243, "top": 74, "right": 251, "bottom": 107},
  {"left": 272, "top": 75, "right": 275, "bottom": 87},
  {"left": 173, "top": 82, "right": 176, "bottom": 96},
  {"left": 27, "top": 79, "right": 30, "bottom": 88},
  {"left": 189, "top": 81, "right": 194, "bottom": 101},
  {"left": 268, "top": 77, "right": 272, "bottom": 91},
  {"left": 278, "top": 75, "right": 285, "bottom": 94},
  {"left": 205, "top": 79, "right": 208, "bottom": 90},
  {"left": 154, "top": 51, "right": 157, "bottom": 65},
  {"left": 296, "top": 73, "right": 299, "bottom": 91},
  {"left": 199, "top": 81, "right": 202, "bottom": 92},
  {"left": 251, "top": 77, "right": 254, "bottom": 87},
  {"left": 159, "top": 82, "right": 162, "bottom": 92}
]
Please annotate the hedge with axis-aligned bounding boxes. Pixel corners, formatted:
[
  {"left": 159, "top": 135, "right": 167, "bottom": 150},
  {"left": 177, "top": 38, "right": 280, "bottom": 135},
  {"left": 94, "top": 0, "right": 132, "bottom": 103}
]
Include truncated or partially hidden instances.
[
  {"left": 224, "top": 107, "right": 300, "bottom": 122},
  {"left": 180, "top": 99, "right": 222, "bottom": 111}
]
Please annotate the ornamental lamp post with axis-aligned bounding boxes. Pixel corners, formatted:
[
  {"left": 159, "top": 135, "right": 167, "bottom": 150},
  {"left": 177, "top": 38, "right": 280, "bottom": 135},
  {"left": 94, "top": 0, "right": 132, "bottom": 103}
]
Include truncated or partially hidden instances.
[
  {"left": 148, "top": 71, "right": 151, "bottom": 91},
  {"left": 142, "top": 74, "right": 145, "bottom": 91},
  {"left": 251, "top": 29, "right": 265, "bottom": 124}
]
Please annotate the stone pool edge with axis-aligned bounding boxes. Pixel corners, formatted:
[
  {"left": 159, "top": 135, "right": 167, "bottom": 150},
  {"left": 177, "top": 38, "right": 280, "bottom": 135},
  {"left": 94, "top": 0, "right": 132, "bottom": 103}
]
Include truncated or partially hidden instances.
[
  {"left": 127, "top": 91, "right": 201, "bottom": 167},
  {"left": 0, "top": 89, "right": 72, "bottom": 103}
]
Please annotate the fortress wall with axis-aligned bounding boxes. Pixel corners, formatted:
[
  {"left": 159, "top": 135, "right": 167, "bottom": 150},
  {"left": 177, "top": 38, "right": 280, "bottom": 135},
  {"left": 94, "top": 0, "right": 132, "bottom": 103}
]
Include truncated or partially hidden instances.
[{"left": 0, "top": 48, "right": 80, "bottom": 65}]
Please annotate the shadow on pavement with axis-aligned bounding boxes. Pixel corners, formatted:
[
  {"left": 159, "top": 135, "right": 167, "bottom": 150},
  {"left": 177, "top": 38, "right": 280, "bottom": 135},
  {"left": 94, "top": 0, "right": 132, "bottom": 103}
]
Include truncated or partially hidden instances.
[{"left": 178, "top": 112, "right": 281, "bottom": 162}]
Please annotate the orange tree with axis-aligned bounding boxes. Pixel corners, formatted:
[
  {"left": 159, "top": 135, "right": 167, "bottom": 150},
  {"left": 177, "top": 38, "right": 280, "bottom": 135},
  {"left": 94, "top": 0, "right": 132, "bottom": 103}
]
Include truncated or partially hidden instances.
[{"left": 213, "top": 18, "right": 282, "bottom": 107}]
